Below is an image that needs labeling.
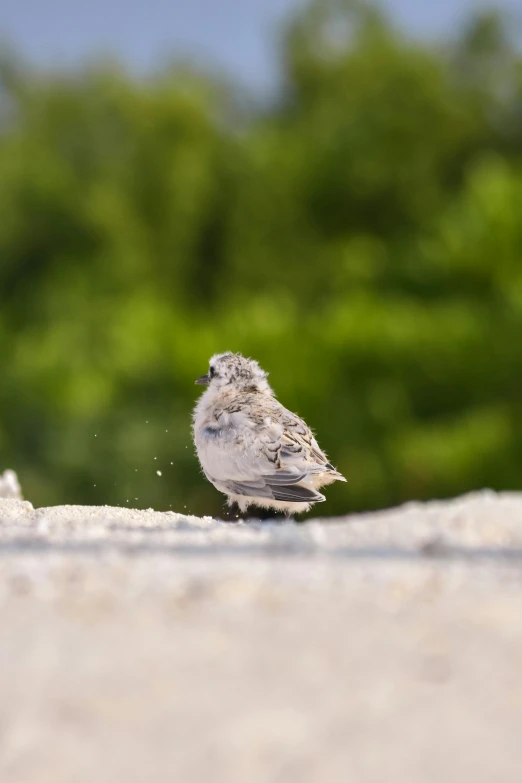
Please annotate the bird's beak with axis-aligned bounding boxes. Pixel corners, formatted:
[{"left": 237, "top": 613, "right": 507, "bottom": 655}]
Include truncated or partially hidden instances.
[{"left": 195, "top": 374, "right": 210, "bottom": 386}]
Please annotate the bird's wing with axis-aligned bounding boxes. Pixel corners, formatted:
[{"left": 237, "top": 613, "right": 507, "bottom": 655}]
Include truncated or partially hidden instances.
[
  {"left": 197, "top": 399, "right": 344, "bottom": 504},
  {"left": 218, "top": 479, "right": 325, "bottom": 504},
  {"left": 275, "top": 407, "right": 346, "bottom": 481}
]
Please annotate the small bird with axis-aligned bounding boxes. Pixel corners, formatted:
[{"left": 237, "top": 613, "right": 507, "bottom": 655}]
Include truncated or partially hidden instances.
[{"left": 193, "top": 352, "right": 346, "bottom": 516}]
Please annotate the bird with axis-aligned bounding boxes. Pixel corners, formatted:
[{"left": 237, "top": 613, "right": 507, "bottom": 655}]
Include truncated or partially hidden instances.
[{"left": 192, "top": 352, "right": 346, "bottom": 517}]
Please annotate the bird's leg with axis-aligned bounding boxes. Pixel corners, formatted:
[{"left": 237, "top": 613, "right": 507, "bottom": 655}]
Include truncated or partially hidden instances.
[{"left": 226, "top": 500, "right": 241, "bottom": 523}]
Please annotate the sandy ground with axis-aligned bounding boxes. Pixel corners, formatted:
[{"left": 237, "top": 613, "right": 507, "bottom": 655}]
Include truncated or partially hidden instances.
[{"left": 1, "top": 490, "right": 522, "bottom": 782}]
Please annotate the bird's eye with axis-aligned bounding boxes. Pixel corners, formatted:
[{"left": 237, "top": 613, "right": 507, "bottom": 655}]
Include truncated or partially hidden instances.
[{"left": 209, "top": 366, "right": 216, "bottom": 379}]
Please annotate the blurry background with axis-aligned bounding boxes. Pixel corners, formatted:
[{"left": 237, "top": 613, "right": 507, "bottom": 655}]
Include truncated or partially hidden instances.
[{"left": 0, "top": 0, "right": 521, "bottom": 517}]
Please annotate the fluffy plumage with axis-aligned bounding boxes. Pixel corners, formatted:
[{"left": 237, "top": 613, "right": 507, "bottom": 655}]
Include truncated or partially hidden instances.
[{"left": 192, "top": 352, "right": 346, "bottom": 516}]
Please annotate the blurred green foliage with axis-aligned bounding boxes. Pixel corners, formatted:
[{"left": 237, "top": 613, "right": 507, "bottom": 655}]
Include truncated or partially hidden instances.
[{"left": 0, "top": 0, "right": 521, "bottom": 516}]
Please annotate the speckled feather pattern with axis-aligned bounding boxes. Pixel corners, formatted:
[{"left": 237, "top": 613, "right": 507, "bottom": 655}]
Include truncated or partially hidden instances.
[{"left": 193, "top": 352, "right": 346, "bottom": 516}]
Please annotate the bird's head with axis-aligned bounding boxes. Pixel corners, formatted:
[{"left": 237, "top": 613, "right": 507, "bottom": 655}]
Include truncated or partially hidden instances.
[{"left": 195, "top": 352, "right": 272, "bottom": 394}]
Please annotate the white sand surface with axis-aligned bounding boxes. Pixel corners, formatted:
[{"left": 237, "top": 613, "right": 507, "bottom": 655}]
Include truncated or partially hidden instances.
[{"left": 1, "top": 490, "right": 522, "bottom": 782}]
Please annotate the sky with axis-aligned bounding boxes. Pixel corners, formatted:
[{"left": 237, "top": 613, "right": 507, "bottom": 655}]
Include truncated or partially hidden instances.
[{"left": 0, "top": 0, "right": 518, "bottom": 91}]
